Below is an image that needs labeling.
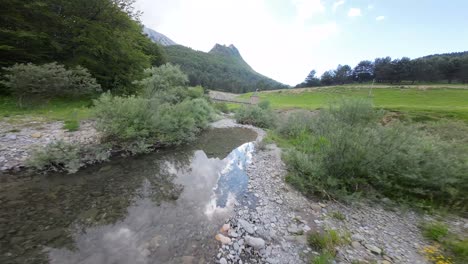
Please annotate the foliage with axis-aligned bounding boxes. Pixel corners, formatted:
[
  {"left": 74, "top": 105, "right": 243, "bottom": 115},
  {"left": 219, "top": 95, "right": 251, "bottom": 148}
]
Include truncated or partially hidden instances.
[
  {"left": 297, "top": 51, "right": 468, "bottom": 87},
  {"left": 27, "top": 140, "right": 111, "bottom": 173},
  {"left": 0, "top": 0, "right": 166, "bottom": 93},
  {"left": 213, "top": 102, "right": 230, "bottom": 113},
  {"left": 235, "top": 102, "right": 276, "bottom": 128},
  {"left": 136, "top": 63, "right": 188, "bottom": 98},
  {"left": 63, "top": 120, "right": 80, "bottom": 132},
  {"left": 421, "top": 221, "right": 468, "bottom": 264},
  {"left": 27, "top": 140, "right": 82, "bottom": 173},
  {"left": 93, "top": 65, "right": 215, "bottom": 154},
  {"left": 1, "top": 62, "right": 100, "bottom": 106},
  {"left": 279, "top": 99, "right": 468, "bottom": 211},
  {"left": 422, "top": 222, "right": 449, "bottom": 242},
  {"left": 163, "top": 45, "right": 288, "bottom": 93},
  {"left": 308, "top": 229, "right": 349, "bottom": 263}
]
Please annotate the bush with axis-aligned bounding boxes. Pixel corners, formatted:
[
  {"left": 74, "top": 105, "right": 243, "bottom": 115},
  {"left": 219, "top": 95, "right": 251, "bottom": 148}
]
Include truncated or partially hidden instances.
[
  {"left": 136, "top": 63, "right": 188, "bottom": 99},
  {"left": 93, "top": 65, "right": 215, "bottom": 153},
  {"left": 27, "top": 140, "right": 111, "bottom": 174},
  {"left": 235, "top": 102, "right": 276, "bottom": 128},
  {"left": 214, "top": 102, "right": 229, "bottom": 113},
  {"left": 422, "top": 222, "right": 449, "bottom": 242},
  {"left": 1, "top": 62, "right": 101, "bottom": 107},
  {"left": 27, "top": 140, "right": 81, "bottom": 173},
  {"left": 281, "top": 99, "right": 468, "bottom": 211}
]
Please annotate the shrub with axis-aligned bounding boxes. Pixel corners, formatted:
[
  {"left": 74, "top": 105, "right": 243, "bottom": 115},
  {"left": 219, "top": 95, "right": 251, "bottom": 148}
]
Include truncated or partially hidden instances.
[
  {"left": 136, "top": 63, "right": 188, "bottom": 98},
  {"left": 281, "top": 99, "right": 468, "bottom": 210},
  {"left": 63, "top": 120, "right": 80, "bottom": 132},
  {"left": 422, "top": 222, "right": 449, "bottom": 242},
  {"left": 214, "top": 102, "right": 229, "bottom": 113},
  {"left": 235, "top": 102, "right": 276, "bottom": 128},
  {"left": 93, "top": 65, "right": 215, "bottom": 153},
  {"left": 27, "top": 140, "right": 81, "bottom": 173},
  {"left": 27, "top": 141, "right": 111, "bottom": 174},
  {"left": 1, "top": 62, "right": 101, "bottom": 107}
]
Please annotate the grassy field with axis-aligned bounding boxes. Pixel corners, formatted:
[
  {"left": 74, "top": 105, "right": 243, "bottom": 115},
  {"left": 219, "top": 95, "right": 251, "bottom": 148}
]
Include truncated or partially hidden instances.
[
  {"left": 238, "top": 85, "right": 468, "bottom": 122},
  {"left": 0, "top": 96, "right": 93, "bottom": 123}
]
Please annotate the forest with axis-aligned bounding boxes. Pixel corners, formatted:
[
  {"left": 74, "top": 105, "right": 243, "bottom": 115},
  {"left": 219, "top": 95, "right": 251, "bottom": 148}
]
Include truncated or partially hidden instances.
[
  {"left": 164, "top": 45, "right": 288, "bottom": 93},
  {"left": 0, "top": 0, "right": 166, "bottom": 95},
  {"left": 298, "top": 51, "right": 468, "bottom": 87}
]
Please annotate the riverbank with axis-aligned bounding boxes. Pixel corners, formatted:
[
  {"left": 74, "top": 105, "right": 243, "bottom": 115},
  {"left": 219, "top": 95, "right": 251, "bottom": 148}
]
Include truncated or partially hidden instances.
[
  {"left": 215, "top": 136, "right": 467, "bottom": 263},
  {"left": 0, "top": 119, "right": 99, "bottom": 172}
]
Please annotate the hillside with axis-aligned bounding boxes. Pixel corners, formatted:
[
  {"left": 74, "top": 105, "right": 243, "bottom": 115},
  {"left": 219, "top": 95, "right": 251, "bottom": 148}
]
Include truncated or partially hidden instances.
[
  {"left": 163, "top": 44, "right": 288, "bottom": 93},
  {"left": 142, "top": 27, "right": 287, "bottom": 93},
  {"left": 143, "top": 27, "right": 177, "bottom": 46}
]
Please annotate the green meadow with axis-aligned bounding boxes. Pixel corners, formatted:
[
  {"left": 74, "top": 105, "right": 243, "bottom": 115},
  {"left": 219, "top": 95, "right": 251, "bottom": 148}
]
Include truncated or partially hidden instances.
[{"left": 238, "top": 85, "right": 468, "bottom": 122}]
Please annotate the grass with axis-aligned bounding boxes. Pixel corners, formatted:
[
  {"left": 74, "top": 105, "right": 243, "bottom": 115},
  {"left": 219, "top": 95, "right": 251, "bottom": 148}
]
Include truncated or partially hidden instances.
[
  {"left": 308, "top": 229, "right": 350, "bottom": 263},
  {"left": 421, "top": 221, "right": 468, "bottom": 264},
  {"left": 329, "top": 211, "right": 346, "bottom": 221},
  {"left": 0, "top": 96, "right": 92, "bottom": 123},
  {"left": 237, "top": 85, "right": 468, "bottom": 122}
]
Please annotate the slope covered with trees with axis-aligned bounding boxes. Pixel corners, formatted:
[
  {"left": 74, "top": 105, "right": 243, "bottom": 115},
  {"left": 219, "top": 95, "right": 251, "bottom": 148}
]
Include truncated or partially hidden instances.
[
  {"left": 163, "top": 44, "right": 288, "bottom": 93},
  {"left": 298, "top": 51, "right": 468, "bottom": 87},
  {"left": 0, "top": 0, "right": 166, "bottom": 94}
]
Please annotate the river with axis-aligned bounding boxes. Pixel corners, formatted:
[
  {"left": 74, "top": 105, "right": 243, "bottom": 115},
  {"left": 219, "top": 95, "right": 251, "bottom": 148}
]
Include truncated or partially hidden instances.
[{"left": 0, "top": 127, "right": 258, "bottom": 264}]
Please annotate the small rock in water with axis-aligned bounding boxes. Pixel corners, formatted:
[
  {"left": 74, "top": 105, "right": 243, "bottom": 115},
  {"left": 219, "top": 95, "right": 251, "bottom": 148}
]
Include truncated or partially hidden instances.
[
  {"left": 216, "top": 234, "right": 232, "bottom": 244},
  {"left": 221, "top": 223, "right": 230, "bottom": 232},
  {"left": 245, "top": 236, "right": 265, "bottom": 250}
]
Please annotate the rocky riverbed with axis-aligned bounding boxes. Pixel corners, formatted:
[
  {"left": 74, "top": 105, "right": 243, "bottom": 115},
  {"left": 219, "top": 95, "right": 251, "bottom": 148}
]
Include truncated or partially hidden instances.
[
  {"left": 0, "top": 119, "right": 99, "bottom": 172},
  {"left": 211, "top": 121, "right": 467, "bottom": 264}
]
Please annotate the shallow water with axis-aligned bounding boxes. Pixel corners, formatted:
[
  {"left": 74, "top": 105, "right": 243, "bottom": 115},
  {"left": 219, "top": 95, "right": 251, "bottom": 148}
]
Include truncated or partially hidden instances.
[{"left": 0, "top": 127, "right": 257, "bottom": 264}]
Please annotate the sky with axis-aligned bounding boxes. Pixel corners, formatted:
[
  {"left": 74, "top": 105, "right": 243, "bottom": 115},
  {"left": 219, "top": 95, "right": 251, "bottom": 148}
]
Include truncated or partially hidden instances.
[{"left": 135, "top": 0, "right": 468, "bottom": 85}]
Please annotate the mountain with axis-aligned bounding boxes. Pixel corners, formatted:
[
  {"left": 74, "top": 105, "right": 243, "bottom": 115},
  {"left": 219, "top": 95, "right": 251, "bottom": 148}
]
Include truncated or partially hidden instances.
[
  {"left": 143, "top": 27, "right": 177, "bottom": 46},
  {"left": 142, "top": 26, "right": 287, "bottom": 93}
]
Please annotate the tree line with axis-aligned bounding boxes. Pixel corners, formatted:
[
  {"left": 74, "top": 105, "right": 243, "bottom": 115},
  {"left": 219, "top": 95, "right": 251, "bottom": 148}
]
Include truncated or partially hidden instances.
[
  {"left": 1, "top": 0, "right": 166, "bottom": 94},
  {"left": 297, "top": 51, "right": 468, "bottom": 87}
]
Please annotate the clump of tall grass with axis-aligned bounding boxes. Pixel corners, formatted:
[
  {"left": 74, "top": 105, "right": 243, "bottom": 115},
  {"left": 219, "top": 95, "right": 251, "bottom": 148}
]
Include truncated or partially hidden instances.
[{"left": 279, "top": 99, "right": 468, "bottom": 211}]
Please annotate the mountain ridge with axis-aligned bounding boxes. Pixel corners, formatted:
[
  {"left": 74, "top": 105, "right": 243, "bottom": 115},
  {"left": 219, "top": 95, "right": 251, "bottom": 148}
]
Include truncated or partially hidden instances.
[{"left": 143, "top": 26, "right": 287, "bottom": 93}]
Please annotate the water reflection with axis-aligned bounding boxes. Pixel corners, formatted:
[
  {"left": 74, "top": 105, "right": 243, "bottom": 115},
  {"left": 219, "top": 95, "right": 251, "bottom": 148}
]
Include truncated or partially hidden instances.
[{"left": 0, "top": 127, "right": 257, "bottom": 264}]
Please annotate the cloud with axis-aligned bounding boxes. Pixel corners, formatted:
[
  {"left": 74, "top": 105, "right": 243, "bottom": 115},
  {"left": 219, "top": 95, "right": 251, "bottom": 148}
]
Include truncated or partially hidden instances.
[
  {"left": 376, "top": 16, "right": 385, "bottom": 21},
  {"left": 348, "top": 8, "right": 361, "bottom": 17},
  {"left": 333, "top": 0, "right": 345, "bottom": 12},
  {"left": 368, "top": 4, "right": 374, "bottom": 10}
]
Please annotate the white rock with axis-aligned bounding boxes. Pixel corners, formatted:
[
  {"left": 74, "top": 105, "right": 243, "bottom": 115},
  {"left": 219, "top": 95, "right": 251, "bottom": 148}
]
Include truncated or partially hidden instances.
[{"left": 245, "top": 236, "right": 265, "bottom": 250}]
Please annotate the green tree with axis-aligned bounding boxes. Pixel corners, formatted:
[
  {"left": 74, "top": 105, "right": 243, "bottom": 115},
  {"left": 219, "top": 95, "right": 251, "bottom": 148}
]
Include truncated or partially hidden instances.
[{"left": 0, "top": 0, "right": 166, "bottom": 93}]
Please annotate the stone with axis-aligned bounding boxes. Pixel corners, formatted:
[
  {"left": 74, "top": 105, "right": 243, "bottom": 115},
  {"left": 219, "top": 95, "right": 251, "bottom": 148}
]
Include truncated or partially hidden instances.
[
  {"left": 31, "top": 132, "right": 42, "bottom": 138},
  {"left": 238, "top": 219, "right": 255, "bottom": 234},
  {"left": 381, "top": 261, "right": 392, "bottom": 264},
  {"left": 266, "top": 258, "right": 279, "bottom": 264},
  {"left": 215, "top": 234, "right": 232, "bottom": 244},
  {"left": 351, "top": 241, "right": 363, "bottom": 249},
  {"left": 245, "top": 236, "right": 265, "bottom": 250},
  {"left": 351, "top": 234, "right": 365, "bottom": 242},
  {"left": 6, "top": 134, "right": 17, "bottom": 140},
  {"left": 364, "top": 244, "right": 382, "bottom": 255},
  {"left": 219, "top": 257, "right": 227, "bottom": 264},
  {"left": 287, "top": 224, "right": 301, "bottom": 234}
]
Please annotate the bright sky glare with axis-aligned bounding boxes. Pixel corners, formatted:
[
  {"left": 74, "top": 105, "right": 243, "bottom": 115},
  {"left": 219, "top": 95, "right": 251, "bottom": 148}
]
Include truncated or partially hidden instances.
[{"left": 135, "top": 0, "right": 468, "bottom": 85}]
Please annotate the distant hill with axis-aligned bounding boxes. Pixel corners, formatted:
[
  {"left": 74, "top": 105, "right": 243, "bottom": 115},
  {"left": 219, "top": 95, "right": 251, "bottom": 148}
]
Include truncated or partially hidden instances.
[
  {"left": 142, "top": 27, "right": 287, "bottom": 93},
  {"left": 143, "top": 27, "right": 177, "bottom": 46},
  {"left": 420, "top": 51, "right": 468, "bottom": 59}
]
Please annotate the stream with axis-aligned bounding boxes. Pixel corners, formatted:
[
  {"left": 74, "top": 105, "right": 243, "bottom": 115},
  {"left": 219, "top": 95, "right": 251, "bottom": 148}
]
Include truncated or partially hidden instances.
[{"left": 0, "top": 127, "right": 258, "bottom": 264}]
